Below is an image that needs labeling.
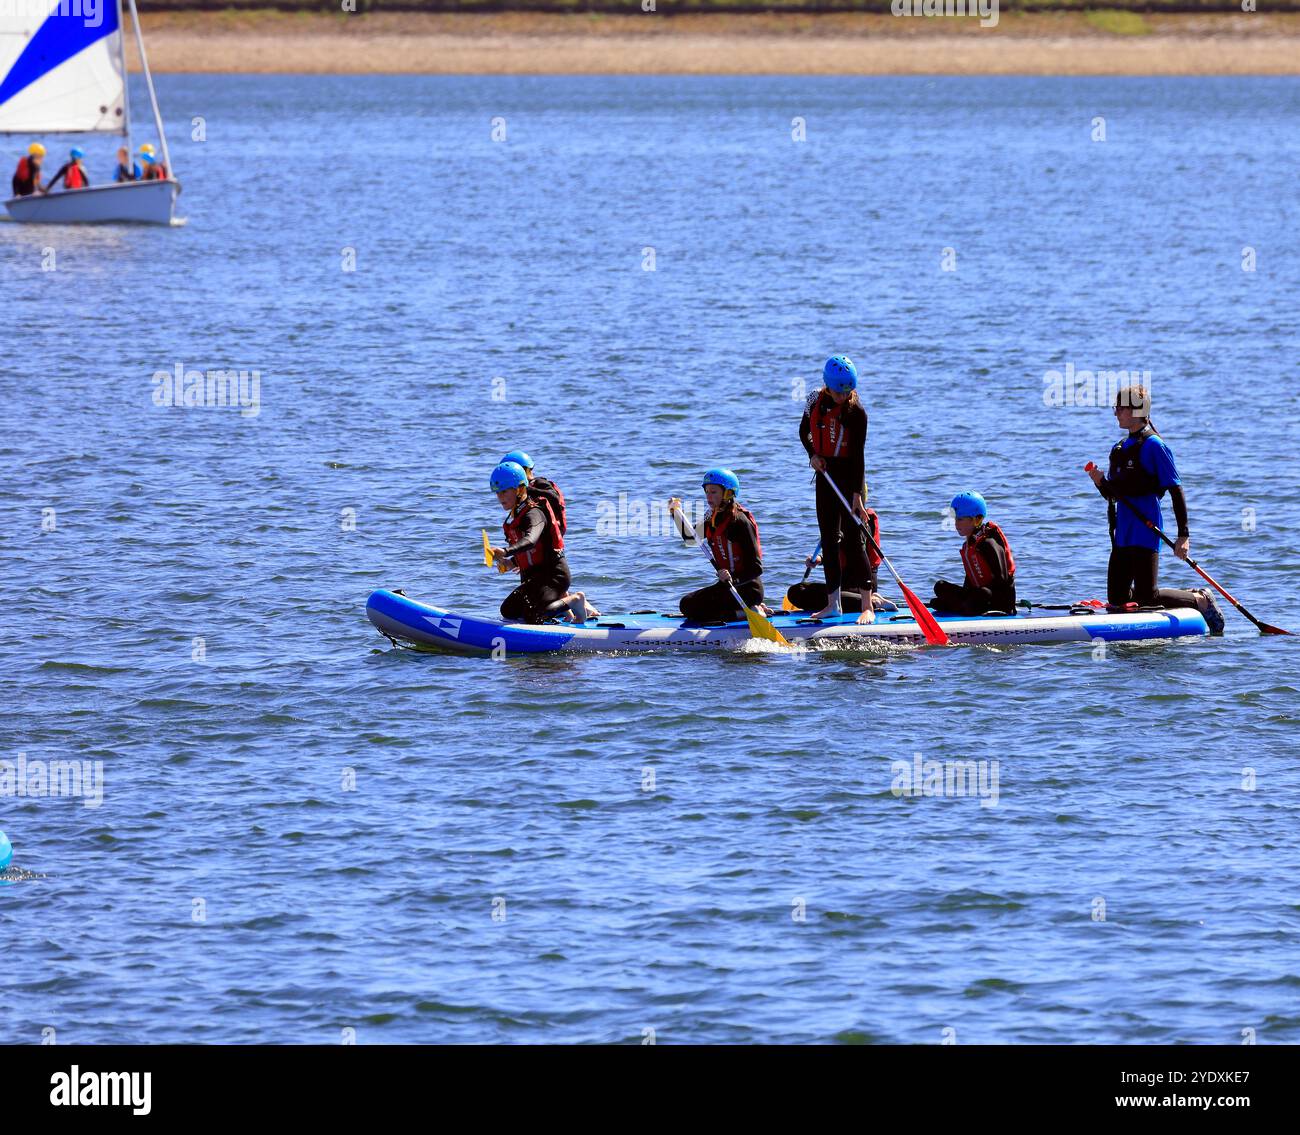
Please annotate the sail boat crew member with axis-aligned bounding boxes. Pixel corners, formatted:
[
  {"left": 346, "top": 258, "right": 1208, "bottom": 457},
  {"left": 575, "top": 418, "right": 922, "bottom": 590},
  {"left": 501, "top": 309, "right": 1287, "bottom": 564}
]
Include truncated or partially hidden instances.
[
  {"left": 46, "top": 147, "right": 89, "bottom": 191},
  {"left": 11, "top": 143, "right": 45, "bottom": 196},
  {"left": 114, "top": 147, "right": 141, "bottom": 182}
]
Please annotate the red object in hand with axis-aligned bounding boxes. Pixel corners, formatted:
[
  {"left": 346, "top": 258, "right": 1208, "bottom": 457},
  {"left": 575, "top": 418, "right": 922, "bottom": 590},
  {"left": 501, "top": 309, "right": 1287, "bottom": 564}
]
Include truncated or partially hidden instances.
[{"left": 1084, "top": 462, "right": 1096, "bottom": 472}]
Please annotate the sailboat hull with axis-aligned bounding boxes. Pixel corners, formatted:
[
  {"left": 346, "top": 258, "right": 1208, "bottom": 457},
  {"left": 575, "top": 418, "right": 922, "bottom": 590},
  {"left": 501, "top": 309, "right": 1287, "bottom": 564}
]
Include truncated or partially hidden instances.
[{"left": 4, "top": 178, "right": 178, "bottom": 225}]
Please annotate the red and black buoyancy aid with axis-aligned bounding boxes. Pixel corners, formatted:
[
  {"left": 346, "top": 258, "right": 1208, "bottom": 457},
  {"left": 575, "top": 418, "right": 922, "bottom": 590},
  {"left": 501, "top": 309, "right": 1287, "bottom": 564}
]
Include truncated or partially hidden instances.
[
  {"left": 64, "top": 162, "right": 86, "bottom": 189},
  {"left": 503, "top": 494, "right": 564, "bottom": 571},
  {"left": 809, "top": 391, "right": 851, "bottom": 458},
  {"left": 861, "top": 508, "right": 882, "bottom": 569},
  {"left": 13, "top": 156, "right": 37, "bottom": 194},
  {"left": 960, "top": 521, "right": 1016, "bottom": 589},
  {"left": 704, "top": 503, "right": 762, "bottom": 581},
  {"left": 530, "top": 477, "right": 566, "bottom": 536},
  {"left": 1107, "top": 427, "right": 1166, "bottom": 499}
]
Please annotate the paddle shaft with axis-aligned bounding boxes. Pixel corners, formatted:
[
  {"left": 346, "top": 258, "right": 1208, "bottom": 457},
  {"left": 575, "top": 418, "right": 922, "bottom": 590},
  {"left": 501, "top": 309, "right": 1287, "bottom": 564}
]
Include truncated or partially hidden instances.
[{"left": 801, "top": 540, "right": 823, "bottom": 583}]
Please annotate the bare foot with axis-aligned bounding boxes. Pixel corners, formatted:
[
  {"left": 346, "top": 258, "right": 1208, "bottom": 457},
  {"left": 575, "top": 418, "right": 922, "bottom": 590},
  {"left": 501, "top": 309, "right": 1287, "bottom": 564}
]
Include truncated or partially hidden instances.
[
  {"left": 856, "top": 607, "right": 876, "bottom": 625},
  {"left": 809, "top": 604, "right": 842, "bottom": 621}
]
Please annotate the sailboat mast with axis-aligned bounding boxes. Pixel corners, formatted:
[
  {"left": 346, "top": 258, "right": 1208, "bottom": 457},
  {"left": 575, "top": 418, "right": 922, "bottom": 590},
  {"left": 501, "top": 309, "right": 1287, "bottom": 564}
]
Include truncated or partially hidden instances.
[
  {"left": 116, "top": 0, "right": 132, "bottom": 155},
  {"left": 127, "top": 0, "right": 173, "bottom": 177}
]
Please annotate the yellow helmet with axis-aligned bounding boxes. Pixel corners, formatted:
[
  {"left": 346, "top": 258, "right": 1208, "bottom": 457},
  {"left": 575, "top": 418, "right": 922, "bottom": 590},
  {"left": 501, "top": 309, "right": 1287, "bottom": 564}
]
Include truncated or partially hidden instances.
[
  {"left": 138, "top": 143, "right": 155, "bottom": 155},
  {"left": 27, "top": 142, "right": 45, "bottom": 157}
]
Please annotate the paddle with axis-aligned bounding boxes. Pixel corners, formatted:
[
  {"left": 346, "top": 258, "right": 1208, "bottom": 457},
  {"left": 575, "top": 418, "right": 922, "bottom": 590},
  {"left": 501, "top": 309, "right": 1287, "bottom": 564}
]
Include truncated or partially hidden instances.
[
  {"left": 1085, "top": 462, "right": 1290, "bottom": 636},
  {"left": 482, "top": 529, "right": 505, "bottom": 574},
  {"left": 781, "top": 539, "right": 823, "bottom": 611},
  {"left": 668, "top": 499, "right": 790, "bottom": 646},
  {"left": 817, "top": 470, "right": 949, "bottom": 645}
]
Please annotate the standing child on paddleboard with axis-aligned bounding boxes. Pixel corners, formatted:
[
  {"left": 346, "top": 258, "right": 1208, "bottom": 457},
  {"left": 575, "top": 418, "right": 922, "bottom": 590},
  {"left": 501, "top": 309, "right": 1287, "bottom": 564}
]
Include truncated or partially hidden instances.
[
  {"left": 1085, "top": 385, "right": 1224, "bottom": 632},
  {"left": 800, "top": 355, "right": 874, "bottom": 623}
]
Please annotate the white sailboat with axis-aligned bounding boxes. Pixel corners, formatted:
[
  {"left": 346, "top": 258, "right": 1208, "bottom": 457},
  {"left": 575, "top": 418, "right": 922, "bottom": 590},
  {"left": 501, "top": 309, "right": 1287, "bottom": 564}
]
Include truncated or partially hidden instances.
[{"left": 1, "top": 0, "right": 179, "bottom": 224}]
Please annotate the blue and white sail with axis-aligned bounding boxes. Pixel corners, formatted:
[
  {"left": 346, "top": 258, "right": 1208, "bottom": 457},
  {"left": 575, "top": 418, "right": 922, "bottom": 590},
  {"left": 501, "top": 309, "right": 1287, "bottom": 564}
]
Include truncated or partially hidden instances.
[{"left": 0, "top": 0, "right": 126, "bottom": 134}]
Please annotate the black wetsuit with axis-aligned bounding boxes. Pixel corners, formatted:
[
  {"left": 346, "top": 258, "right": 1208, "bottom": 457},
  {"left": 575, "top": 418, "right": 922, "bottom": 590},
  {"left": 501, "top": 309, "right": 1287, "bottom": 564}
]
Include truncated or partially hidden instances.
[
  {"left": 679, "top": 508, "right": 764, "bottom": 623},
  {"left": 931, "top": 528, "right": 1017, "bottom": 616},
  {"left": 799, "top": 392, "right": 871, "bottom": 594},
  {"left": 498, "top": 502, "right": 570, "bottom": 624}
]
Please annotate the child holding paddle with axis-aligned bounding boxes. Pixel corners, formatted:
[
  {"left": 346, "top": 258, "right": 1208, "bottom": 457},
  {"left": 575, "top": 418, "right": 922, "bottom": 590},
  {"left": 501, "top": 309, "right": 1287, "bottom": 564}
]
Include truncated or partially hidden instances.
[
  {"left": 785, "top": 490, "right": 886, "bottom": 614},
  {"left": 1085, "top": 385, "right": 1224, "bottom": 633},
  {"left": 799, "top": 355, "right": 874, "bottom": 623},
  {"left": 669, "top": 469, "right": 768, "bottom": 624}
]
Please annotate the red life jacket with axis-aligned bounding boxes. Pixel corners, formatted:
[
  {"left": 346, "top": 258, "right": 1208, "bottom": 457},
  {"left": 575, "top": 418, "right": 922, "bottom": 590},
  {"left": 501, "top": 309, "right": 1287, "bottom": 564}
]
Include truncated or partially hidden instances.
[
  {"left": 65, "top": 162, "right": 86, "bottom": 189},
  {"left": 530, "top": 477, "right": 566, "bottom": 536},
  {"left": 960, "top": 521, "right": 1016, "bottom": 589},
  {"left": 503, "top": 494, "right": 564, "bottom": 571},
  {"left": 862, "top": 508, "right": 882, "bottom": 569},
  {"left": 16, "top": 156, "right": 30, "bottom": 181},
  {"left": 704, "top": 503, "right": 762, "bottom": 580},
  {"left": 809, "top": 392, "right": 850, "bottom": 458}
]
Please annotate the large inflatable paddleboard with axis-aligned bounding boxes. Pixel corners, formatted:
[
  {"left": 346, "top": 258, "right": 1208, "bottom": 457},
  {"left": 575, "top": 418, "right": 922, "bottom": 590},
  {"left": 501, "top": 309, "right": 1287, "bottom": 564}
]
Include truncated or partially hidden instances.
[{"left": 366, "top": 590, "right": 1208, "bottom": 655}]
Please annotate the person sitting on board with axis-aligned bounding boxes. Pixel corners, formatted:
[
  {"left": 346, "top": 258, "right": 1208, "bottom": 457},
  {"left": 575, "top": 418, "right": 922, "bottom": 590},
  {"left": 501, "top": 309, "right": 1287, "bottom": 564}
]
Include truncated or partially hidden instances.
[
  {"left": 487, "top": 461, "right": 597, "bottom": 625},
  {"left": 11, "top": 142, "right": 46, "bottom": 197},
  {"left": 785, "top": 487, "right": 894, "bottom": 615},
  {"left": 800, "top": 354, "right": 874, "bottom": 623},
  {"left": 500, "top": 450, "right": 566, "bottom": 536},
  {"left": 1086, "top": 385, "right": 1224, "bottom": 633},
  {"left": 673, "top": 469, "right": 767, "bottom": 623},
  {"left": 46, "top": 147, "right": 89, "bottom": 192},
  {"left": 929, "top": 492, "right": 1018, "bottom": 616},
  {"left": 114, "top": 146, "right": 141, "bottom": 182}
]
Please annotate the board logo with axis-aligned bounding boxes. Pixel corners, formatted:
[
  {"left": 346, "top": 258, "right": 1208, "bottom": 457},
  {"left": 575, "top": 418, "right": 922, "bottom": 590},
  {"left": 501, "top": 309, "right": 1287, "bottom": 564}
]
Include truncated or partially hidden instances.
[{"left": 422, "top": 615, "right": 462, "bottom": 638}]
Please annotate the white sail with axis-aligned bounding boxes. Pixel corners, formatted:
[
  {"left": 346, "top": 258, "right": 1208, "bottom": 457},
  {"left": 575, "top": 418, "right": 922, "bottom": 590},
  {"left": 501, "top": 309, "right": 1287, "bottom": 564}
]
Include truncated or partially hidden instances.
[{"left": 0, "top": 0, "right": 126, "bottom": 134}]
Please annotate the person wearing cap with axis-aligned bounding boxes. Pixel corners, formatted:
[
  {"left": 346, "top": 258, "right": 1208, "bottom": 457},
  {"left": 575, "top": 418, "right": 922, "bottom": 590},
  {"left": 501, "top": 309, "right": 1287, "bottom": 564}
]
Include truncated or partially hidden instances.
[
  {"left": 799, "top": 354, "right": 873, "bottom": 622},
  {"left": 500, "top": 450, "right": 566, "bottom": 536},
  {"left": 487, "top": 461, "right": 596, "bottom": 624},
  {"left": 11, "top": 142, "right": 46, "bottom": 196},
  {"left": 671, "top": 469, "right": 766, "bottom": 623},
  {"left": 1085, "top": 385, "right": 1224, "bottom": 631},
  {"left": 47, "top": 146, "right": 89, "bottom": 191},
  {"left": 114, "top": 146, "right": 141, "bottom": 182},
  {"left": 930, "top": 492, "right": 1017, "bottom": 616}
]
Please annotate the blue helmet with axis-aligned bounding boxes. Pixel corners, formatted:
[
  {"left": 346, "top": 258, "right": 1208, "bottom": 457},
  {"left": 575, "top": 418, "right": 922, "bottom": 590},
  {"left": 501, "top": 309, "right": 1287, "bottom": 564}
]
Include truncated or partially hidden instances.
[
  {"left": 490, "top": 461, "right": 528, "bottom": 493},
  {"left": 702, "top": 468, "right": 740, "bottom": 495},
  {"left": 70, "top": 146, "right": 85, "bottom": 159},
  {"left": 951, "top": 491, "right": 988, "bottom": 520},
  {"left": 823, "top": 355, "right": 858, "bottom": 394},
  {"left": 501, "top": 450, "right": 534, "bottom": 471}
]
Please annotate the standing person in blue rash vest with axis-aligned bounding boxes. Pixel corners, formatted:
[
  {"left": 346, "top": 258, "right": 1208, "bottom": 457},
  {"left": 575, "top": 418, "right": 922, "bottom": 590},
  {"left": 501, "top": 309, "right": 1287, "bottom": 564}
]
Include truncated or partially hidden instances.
[
  {"left": 672, "top": 469, "right": 767, "bottom": 623},
  {"left": 799, "top": 355, "right": 874, "bottom": 623},
  {"left": 487, "top": 461, "right": 597, "bottom": 625},
  {"left": 1086, "top": 385, "right": 1224, "bottom": 632},
  {"left": 929, "top": 492, "right": 1017, "bottom": 616},
  {"left": 500, "top": 450, "right": 566, "bottom": 536}
]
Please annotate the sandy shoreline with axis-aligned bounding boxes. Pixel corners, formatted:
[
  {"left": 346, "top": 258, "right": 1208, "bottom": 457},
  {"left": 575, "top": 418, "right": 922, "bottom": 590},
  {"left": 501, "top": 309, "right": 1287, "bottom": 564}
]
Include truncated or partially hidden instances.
[{"left": 129, "top": 12, "right": 1300, "bottom": 75}]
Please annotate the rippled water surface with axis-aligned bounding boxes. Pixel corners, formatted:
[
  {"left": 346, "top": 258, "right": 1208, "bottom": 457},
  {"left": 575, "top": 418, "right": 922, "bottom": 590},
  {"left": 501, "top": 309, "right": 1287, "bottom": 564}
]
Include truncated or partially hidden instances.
[{"left": 3, "top": 75, "right": 1299, "bottom": 1043}]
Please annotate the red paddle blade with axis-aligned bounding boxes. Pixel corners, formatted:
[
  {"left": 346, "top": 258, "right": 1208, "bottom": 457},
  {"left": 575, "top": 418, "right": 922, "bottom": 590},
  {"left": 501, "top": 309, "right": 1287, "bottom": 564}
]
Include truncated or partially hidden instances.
[
  {"left": 899, "top": 582, "right": 949, "bottom": 645},
  {"left": 1257, "top": 621, "right": 1292, "bottom": 636}
]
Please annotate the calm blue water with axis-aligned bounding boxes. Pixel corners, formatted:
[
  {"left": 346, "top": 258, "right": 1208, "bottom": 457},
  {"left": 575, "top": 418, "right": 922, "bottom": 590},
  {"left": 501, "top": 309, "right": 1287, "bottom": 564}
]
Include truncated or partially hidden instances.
[{"left": 3, "top": 75, "right": 1299, "bottom": 1044}]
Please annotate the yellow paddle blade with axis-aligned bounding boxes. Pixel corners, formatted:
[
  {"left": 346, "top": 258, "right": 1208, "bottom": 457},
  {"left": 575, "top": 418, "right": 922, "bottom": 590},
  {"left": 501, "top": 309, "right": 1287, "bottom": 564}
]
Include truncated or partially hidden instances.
[
  {"left": 744, "top": 606, "right": 790, "bottom": 645},
  {"left": 481, "top": 529, "right": 494, "bottom": 567},
  {"left": 781, "top": 594, "right": 797, "bottom": 612}
]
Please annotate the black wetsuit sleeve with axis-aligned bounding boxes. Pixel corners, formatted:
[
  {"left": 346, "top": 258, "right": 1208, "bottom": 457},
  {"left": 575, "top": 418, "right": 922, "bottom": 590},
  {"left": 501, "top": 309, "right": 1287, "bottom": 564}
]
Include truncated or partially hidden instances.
[
  {"left": 799, "top": 409, "right": 814, "bottom": 460},
  {"left": 47, "top": 162, "right": 68, "bottom": 189},
  {"left": 728, "top": 514, "right": 762, "bottom": 577},
  {"left": 500, "top": 507, "right": 546, "bottom": 558},
  {"left": 977, "top": 537, "right": 1011, "bottom": 584},
  {"left": 1169, "top": 485, "right": 1189, "bottom": 538}
]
